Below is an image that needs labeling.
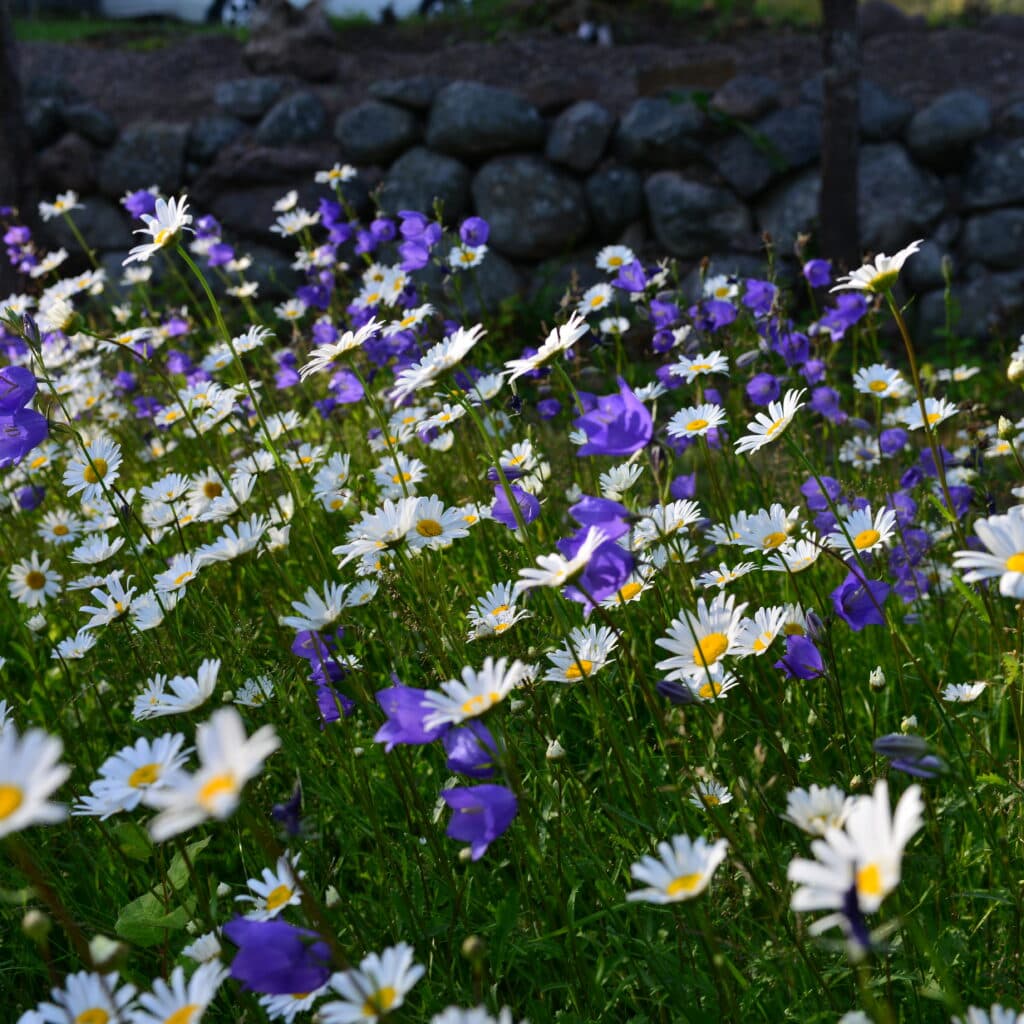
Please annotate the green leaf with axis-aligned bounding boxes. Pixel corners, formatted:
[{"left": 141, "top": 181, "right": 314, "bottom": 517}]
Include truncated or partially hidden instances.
[
  {"left": 112, "top": 820, "right": 153, "bottom": 862},
  {"left": 115, "top": 890, "right": 194, "bottom": 946},
  {"left": 166, "top": 836, "right": 211, "bottom": 891}
]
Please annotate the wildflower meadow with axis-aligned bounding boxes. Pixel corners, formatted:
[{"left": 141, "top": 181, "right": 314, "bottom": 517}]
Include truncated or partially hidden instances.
[{"left": 3, "top": 174, "right": 1024, "bottom": 1024}]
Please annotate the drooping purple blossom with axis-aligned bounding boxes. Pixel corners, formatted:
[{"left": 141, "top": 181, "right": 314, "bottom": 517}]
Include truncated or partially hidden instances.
[
  {"left": 443, "top": 721, "right": 499, "bottom": 779},
  {"left": 802, "top": 259, "right": 832, "bottom": 288},
  {"left": 746, "top": 372, "right": 781, "bottom": 407},
  {"left": 442, "top": 784, "right": 518, "bottom": 860},
  {"left": 831, "top": 568, "right": 890, "bottom": 632},
  {"left": 492, "top": 484, "right": 540, "bottom": 530},
  {"left": 773, "top": 635, "right": 825, "bottom": 680},
  {"left": 374, "top": 683, "right": 449, "bottom": 751},
  {"left": 224, "top": 918, "right": 333, "bottom": 995},
  {"left": 573, "top": 377, "right": 652, "bottom": 456}
]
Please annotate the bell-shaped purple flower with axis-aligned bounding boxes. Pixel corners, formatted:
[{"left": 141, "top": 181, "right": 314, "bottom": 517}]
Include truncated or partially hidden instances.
[
  {"left": 803, "top": 259, "right": 832, "bottom": 288},
  {"left": 492, "top": 484, "right": 540, "bottom": 530},
  {"left": 459, "top": 216, "right": 489, "bottom": 247},
  {"left": 568, "top": 495, "right": 630, "bottom": 543},
  {"left": 224, "top": 918, "right": 333, "bottom": 994},
  {"left": 0, "top": 365, "right": 37, "bottom": 412},
  {"left": 773, "top": 635, "right": 825, "bottom": 680},
  {"left": 443, "top": 721, "right": 499, "bottom": 779},
  {"left": 573, "top": 377, "right": 652, "bottom": 457},
  {"left": 746, "top": 372, "right": 780, "bottom": 407},
  {"left": 0, "top": 408, "right": 48, "bottom": 468},
  {"left": 442, "top": 784, "right": 517, "bottom": 860},
  {"left": 831, "top": 568, "right": 890, "bottom": 632},
  {"left": 374, "top": 684, "right": 449, "bottom": 751}
]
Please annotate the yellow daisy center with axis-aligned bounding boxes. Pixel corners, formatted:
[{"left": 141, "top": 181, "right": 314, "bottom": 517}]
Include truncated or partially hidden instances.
[
  {"left": 153, "top": 227, "right": 173, "bottom": 247},
  {"left": 460, "top": 691, "right": 500, "bottom": 717},
  {"left": 926, "top": 411, "right": 942, "bottom": 424},
  {"left": 0, "top": 784, "right": 24, "bottom": 819},
  {"left": 590, "top": 294, "right": 605, "bottom": 308},
  {"left": 686, "top": 418, "right": 709, "bottom": 432},
  {"left": 856, "top": 862, "right": 883, "bottom": 898},
  {"left": 702, "top": 794, "right": 721, "bottom": 806},
  {"left": 491, "top": 603, "right": 509, "bottom": 615},
  {"left": 666, "top": 872, "right": 702, "bottom": 897},
  {"left": 697, "top": 680, "right": 724, "bottom": 700},
  {"left": 607, "top": 255, "right": 623, "bottom": 266},
  {"left": 493, "top": 622, "right": 511, "bottom": 634},
  {"left": 198, "top": 772, "right": 237, "bottom": 811},
  {"left": 25, "top": 571, "right": 46, "bottom": 590},
  {"left": 392, "top": 472, "right": 412, "bottom": 484},
  {"left": 83, "top": 458, "right": 108, "bottom": 484},
  {"left": 616, "top": 582, "right": 643, "bottom": 602},
  {"left": 868, "top": 379, "right": 888, "bottom": 393},
  {"left": 762, "top": 531, "right": 787, "bottom": 549},
  {"left": 173, "top": 571, "right": 194, "bottom": 586},
  {"left": 853, "top": 529, "right": 881, "bottom": 550},
  {"left": 690, "top": 362, "right": 710, "bottom": 373},
  {"left": 460, "top": 251, "right": 476, "bottom": 264},
  {"left": 53, "top": 524, "right": 69, "bottom": 536},
  {"left": 30, "top": 455, "right": 48, "bottom": 469},
  {"left": 128, "top": 763, "right": 161, "bottom": 788},
  {"left": 416, "top": 519, "right": 443, "bottom": 538},
  {"left": 693, "top": 632, "right": 729, "bottom": 667},
  {"left": 1006, "top": 553, "right": 1024, "bottom": 572},
  {"left": 765, "top": 418, "right": 786, "bottom": 437},
  {"left": 362, "top": 987, "right": 397, "bottom": 1017},
  {"left": 75, "top": 1010, "right": 110, "bottom": 1024},
  {"left": 264, "top": 884, "right": 293, "bottom": 912},
  {"left": 783, "top": 623, "right": 805, "bottom": 636},
  {"left": 564, "top": 659, "right": 594, "bottom": 681},
  {"left": 164, "top": 1005, "right": 201, "bottom": 1024}
]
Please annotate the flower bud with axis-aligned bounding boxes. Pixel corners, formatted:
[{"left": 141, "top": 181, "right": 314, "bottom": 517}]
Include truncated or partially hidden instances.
[
  {"left": 545, "top": 738, "right": 566, "bottom": 761},
  {"left": 901, "top": 715, "right": 918, "bottom": 733},
  {"left": 1009, "top": 356, "right": 1024, "bottom": 383},
  {"left": 461, "top": 935, "right": 486, "bottom": 962},
  {"left": 998, "top": 416, "right": 1016, "bottom": 441},
  {"left": 216, "top": 882, "right": 231, "bottom": 897},
  {"left": 22, "top": 909, "right": 51, "bottom": 944},
  {"left": 325, "top": 885, "right": 341, "bottom": 908},
  {"left": 869, "top": 667, "right": 886, "bottom": 690},
  {"left": 89, "top": 935, "right": 128, "bottom": 970}
]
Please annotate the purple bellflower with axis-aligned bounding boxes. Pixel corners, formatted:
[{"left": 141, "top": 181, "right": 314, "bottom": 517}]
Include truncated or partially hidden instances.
[
  {"left": 224, "top": 918, "right": 333, "bottom": 995},
  {"left": 442, "top": 784, "right": 518, "bottom": 861},
  {"left": 573, "top": 377, "right": 652, "bottom": 457}
]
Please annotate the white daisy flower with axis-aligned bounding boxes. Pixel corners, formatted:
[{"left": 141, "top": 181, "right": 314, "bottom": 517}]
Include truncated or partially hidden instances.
[
  {"left": 763, "top": 537, "right": 824, "bottom": 573},
  {"left": 422, "top": 657, "right": 532, "bottom": 729},
  {"left": 655, "top": 592, "right": 748, "bottom": 686},
  {"left": 942, "top": 681, "right": 987, "bottom": 703},
  {"left": 595, "top": 244, "right": 635, "bottom": 272},
  {"left": 689, "top": 780, "right": 733, "bottom": 809},
  {"left": 667, "top": 403, "right": 727, "bottom": 439},
  {"left": 278, "top": 581, "right": 352, "bottom": 632},
  {"left": 503, "top": 313, "right": 588, "bottom": 384},
  {"left": 734, "top": 503, "right": 801, "bottom": 553},
  {"left": 953, "top": 1004, "right": 1024, "bottom": 1024},
  {"left": 830, "top": 240, "right": 922, "bottom": 293},
  {"left": 235, "top": 675, "right": 276, "bottom": 708},
  {"left": 0, "top": 723, "right": 70, "bottom": 837},
  {"left": 853, "top": 363, "right": 905, "bottom": 399},
  {"left": 73, "top": 733, "right": 190, "bottom": 819},
  {"left": 319, "top": 943, "right": 425, "bottom": 1024},
  {"left": 450, "top": 244, "right": 487, "bottom": 270},
  {"left": 826, "top": 505, "right": 898, "bottom": 559},
  {"left": 63, "top": 436, "right": 123, "bottom": 504},
  {"left": 236, "top": 853, "right": 306, "bottom": 920},
  {"left": 38, "top": 190, "right": 83, "bottom": 221},
  {"left": 132, "top": 659, "right": 220, "bottom": 720},
  {"left": 123, "top": 195, "right": 193, "bottom": 265},
  {"left": 733, "top": 605, "right": 788, "bottom": 657},
  {"left": 406, "top": 495, "right": 471, "bottom": 551},
  {"left": 37, "top": 971, "right": 136, "bottom": 1024},
  {"left": 668, "top": 350, "right": 729, "bottom": 383},
  {"left": 900, "top": 397, "right": 957, "bottom": 431},
  {"left": 512, "top": 527, "right": 608, "bottom": 599},
  {"left": 544, "top": 625, "right": 618, "bottom": 683},
  {"left": 578, "top": 282, "right": 613, "bottom": 315},
  {"left": 260, "top": 983, "right": 332, "bottom": 1022},
  {"left": 146, "top": 707, "right": 280, "bottom": 842},
  {"left": 182, "top": 929, "right": 222, "bottom": 964},
  {"left": 734, "top": 388, "right": 806, "bottom": 456},
  {"left": 782, "top": 784, "right": 853, "bottom": 837},
  {"left": 51, "top": 630, "right": 98, "bottom": 661},
  {"left": 129, "top": 962, "right": 228, "bottom": 1024},
  {"left": 693, "top": 561, "right": 757, "bottom": 590},
  {"left": 7, "top": 552, "right": 62, "bottom": 609},
  {"left": 626, "top": 834, "right": 728, "bottom": 903}
]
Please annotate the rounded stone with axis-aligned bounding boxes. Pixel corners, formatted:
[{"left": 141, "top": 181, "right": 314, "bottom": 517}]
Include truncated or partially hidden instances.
[
  {"left": 214, "top": 77, "right": 285, "bottom": 122},
  {"left": 584, "top": 165, "right": 645, "bottom": 237},
  {"left": 906, "top": 89, "right": 992, "bottom": 166},
  {"left": 187, "top": 116, "right": 247, "bottom": 166},
  {"left": 334, "top": 101, "right": 421, "bottom": 165},
  {"left": 858, "top": 143, "right": 945, "bottom": 252},
  {"left": 99, "top": 122, "right": 188, "bottom": 197},
  {"left": 379, "top": 147, "right": 471, "bottom": 221},
  {"left": 255, "top": 92, "right": 327, "bottom": 146},
  {"left": 644, "top": 172, "right": 753, "bottom": 259},
  {"left": 545, "top": 100, "right": 615, "bottom": 174},
  {"left": 426, "top": 81, "right": 544, "bottom": 160},
  {"left": 615, "top": 97, "right": 706, "bottom": 167},
  {"left": 472, "top": 155, "right": 590, "bottom": 260}
]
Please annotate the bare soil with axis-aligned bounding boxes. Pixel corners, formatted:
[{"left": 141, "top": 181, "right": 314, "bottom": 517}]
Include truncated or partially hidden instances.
[{"left": 15, "top": 11, "right": 1024, "bottom": 129}]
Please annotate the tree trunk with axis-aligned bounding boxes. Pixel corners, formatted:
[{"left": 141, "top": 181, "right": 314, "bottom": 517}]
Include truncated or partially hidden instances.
[
  {"left": 0, "top": 0, "right": 36, "bottom": 295},
  {"left": 818, "top": 0, "right": 860, "bottom": 270}
]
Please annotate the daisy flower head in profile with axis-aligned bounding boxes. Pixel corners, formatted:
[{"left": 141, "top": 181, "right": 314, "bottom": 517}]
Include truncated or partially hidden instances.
[
  {"left": 130, "top": 962, "right": 228, "bottom": 1024},
  {"left": 0, "top": 722, "right": 70, "bottom": 838},
  {"left": 512, "top": 526, "right": 608, "bottom": 599},
  {"left": 544, "top": 624, "right": 618, "bottom": 683},
  {"left": 145, "top": 706, "right": 279, "bottom": 842},
  {"left": 668, "top": 349, "right": 729, "bottom": 384},
  {"left": 132, "top": 658, "right": 220, "bottom": 720},
  {"left": 123, "top": 195, "right": 193, "bottom": 265},
  {"left": 900, "top": 396, "right": 957, "bottom": 432},
  {"left": 942, "top": 681, "right": 987, "bottom": 703},
  {"left": 315, "top": 162, "right": 357, "bottom": 185},
  {"left": 953, "top": 505, "right": 1024, "bottom": 598},
  {"left": 734, "top": 388, "right": 806, "bottom": 456},
  {"left": 236, "top": 853, "right": 306, "bottom": 920},
  {"left": 782, "top": 784, "right": 853, "bottom": 837},
  {"left": 853, "top": 363, "right": 905, "bottom": 399},
  {"left": 667, "top": 402, "right": 727, "bottom": 439},
  {"left": 689, "top": 780, "right": 733, "bottom": 810},
  {"left": 35, "top": 970, "right": 137, "bottom": 1024},
  {"left": 787, "top": 779, "right": 923, "bottom": 935},
  {"left": 319, "top": 942, "right": 425, "bottom": 1024},
  {"left": 953, "top": 1005, "right": 1024, "bottom": 1024},
  {"left": 578, "top": 282, "right": 613, "bottom": 315},
  {"left": 503, "top": 312, "right": 589, "bottom": 385},
  {"left": 626, "top": 834, "right": 728, "bottom": 904},
  {"left": 830, "top": 240, "right": 922, "bottom": 294},
  {"left": 73, "top": 732, "right": 190, "bottom": 819},
  {"left": 421, "top": 657, "right": 532, "bottom": 730},
  {"left": 38, "top": 190, "right": 84, "bottom": 221}
]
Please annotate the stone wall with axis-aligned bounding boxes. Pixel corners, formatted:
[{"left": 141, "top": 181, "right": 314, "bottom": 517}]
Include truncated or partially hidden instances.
[{"left": 24, "top": 63, "right": 1024, "bottom": 340}]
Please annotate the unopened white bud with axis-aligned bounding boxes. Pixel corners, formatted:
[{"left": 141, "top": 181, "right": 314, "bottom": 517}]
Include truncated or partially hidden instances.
[
  {"left": 325, "top": 885, "right": 341, "bottom": 908},
  {"left": 901, "top": 715, "right": 918, "bottom": 733},
  {"left": 546, "top": 738, "right": 566, "bottom": 761},
  {"left": 1008, "top": 356, "right": 1024, "bottom": 383},
  {"left": 89, "top": 935, "right": 127, "bottom": 969},
  {"left": 869, "top": 667, "right": 886, "bottom": 690},
  {"left": 216, "top": 882, "right": 231, "bottom": 897},
  {"left": 998, "top": 416, "right": 1016, "bottom": 440}
]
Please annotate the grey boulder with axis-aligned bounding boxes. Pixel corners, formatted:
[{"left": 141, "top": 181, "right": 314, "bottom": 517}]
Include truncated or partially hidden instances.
[
  {"left": 426, "top": 81, "right": 544, "bottom": 160},
  {"left": 645, "top": 172, "right": 753, "bottom": 259},
  {"left": 335, "top": 101, "right": 420, "bottom": 164},
  {"left": 379, "top": 147, "right": 471, "bottom": 220},
  {"left": 545, "top": 101, "right": 614, "bottom": 174}
]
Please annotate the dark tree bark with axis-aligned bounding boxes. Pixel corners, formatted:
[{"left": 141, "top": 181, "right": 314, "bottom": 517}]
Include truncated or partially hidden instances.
[
  {"left": 0, "top": 0, "right": 36, "bottom": 295},
  {"left": 818, "top": 0, "right": 860, "bottom": 270}
]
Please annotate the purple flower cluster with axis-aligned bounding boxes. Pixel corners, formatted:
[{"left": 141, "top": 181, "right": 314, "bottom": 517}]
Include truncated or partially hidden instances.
[{"left": 0, "top": 364, "right": 48, "bottom": 469}]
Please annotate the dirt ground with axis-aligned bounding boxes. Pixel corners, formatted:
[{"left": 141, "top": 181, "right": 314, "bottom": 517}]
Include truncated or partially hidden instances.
[{"left": 15, "top": 9, "right": 1024, "bottom": 128}]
